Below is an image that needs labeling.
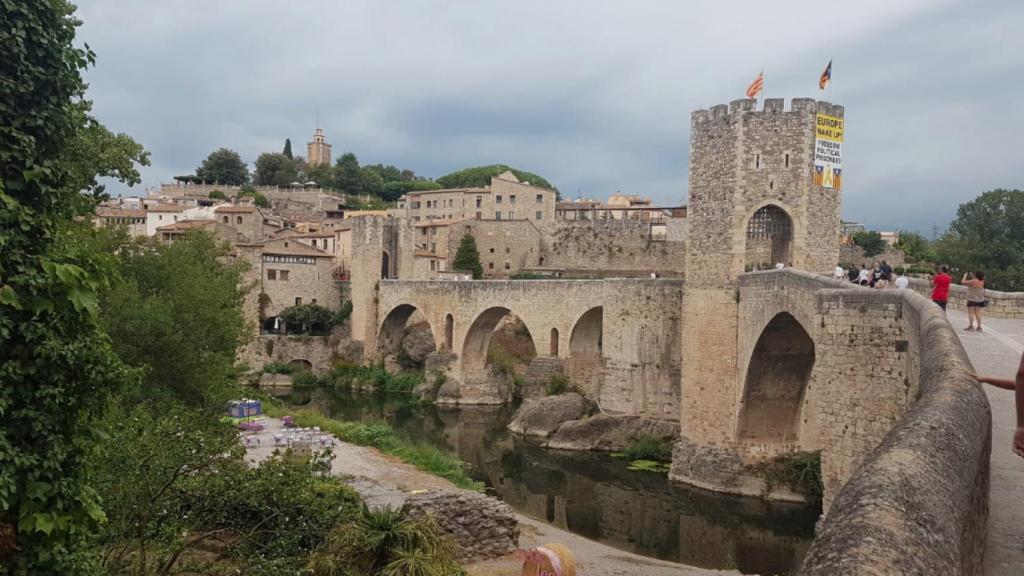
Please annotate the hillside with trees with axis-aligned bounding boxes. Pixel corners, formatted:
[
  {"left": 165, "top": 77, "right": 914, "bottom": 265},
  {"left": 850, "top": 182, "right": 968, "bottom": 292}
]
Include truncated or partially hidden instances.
[{"left": 436, "top": 164, "right": 557, "bottom": 192}]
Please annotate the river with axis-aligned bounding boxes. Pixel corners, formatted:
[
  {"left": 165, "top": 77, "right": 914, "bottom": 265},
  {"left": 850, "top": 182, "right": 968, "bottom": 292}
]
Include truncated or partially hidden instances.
[{"left": 279, "top": 387, "right": 817, "bottom": 575}]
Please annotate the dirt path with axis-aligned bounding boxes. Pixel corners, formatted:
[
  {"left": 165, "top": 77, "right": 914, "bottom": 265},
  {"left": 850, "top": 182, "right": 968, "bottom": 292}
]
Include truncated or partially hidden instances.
[
  {"left": 949, "top": 310, "right": 1024, "bottom": 576},
  {"left": 243, "top": 418, "right": 728, "bottom": 576}
]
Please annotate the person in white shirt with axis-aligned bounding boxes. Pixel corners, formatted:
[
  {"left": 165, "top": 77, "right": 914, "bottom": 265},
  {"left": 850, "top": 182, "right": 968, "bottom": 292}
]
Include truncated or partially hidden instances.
[
  {"left": 895, "top": 274, "right": 909, "bottom": 289},
  {"left": 833, "top": 265, "right": 845, "bottom": 279},
  {"left": 857, "top": 265, "right": 870, "bottom": 285}
]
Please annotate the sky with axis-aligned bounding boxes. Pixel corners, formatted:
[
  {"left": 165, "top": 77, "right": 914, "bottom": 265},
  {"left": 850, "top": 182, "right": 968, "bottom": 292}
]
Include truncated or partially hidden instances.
[{"left": 76, "top": 0, "right": 1024, "bottom": 233}]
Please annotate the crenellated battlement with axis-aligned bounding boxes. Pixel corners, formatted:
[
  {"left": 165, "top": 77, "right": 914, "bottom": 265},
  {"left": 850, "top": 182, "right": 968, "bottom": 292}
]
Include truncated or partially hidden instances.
[{"left": 692, "top": 98, "right": 844, "bottom": 123}]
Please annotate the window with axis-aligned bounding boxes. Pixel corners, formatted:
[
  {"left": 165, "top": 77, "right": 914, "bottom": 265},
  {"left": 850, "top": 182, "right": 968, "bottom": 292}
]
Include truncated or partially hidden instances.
[
  {"left": 267, "top": 269, "right": 277, "bottom": 280},
  {"left": 280, "top": 270, "right": 289, "bottom": 281},
  {"left": 488, "top": 262, "right": 494, "bottom": 269},
  {"left": 535, "top": 211, "right": 543, "bottom": 220},
  {"left": 430, "top": 260, "right": 437, "bottom": 271},
  {"left": 431, "top": 242, "right": 436, "bottom": 252},
  {"left": 476, "top": 196, "right": 482, "bottom": 208},
  {"left": 236, "top": 216, "right": 243, "bottom": 225},
  {"left": 755, "top": 154, "right": 760, "bottom": 169},
  {"left": 431, "top": 228, "right": 437, "bottom": 236},
  {"left": 158, "top": 215, "right": 163, "bottom": 221},
  {"left": 421, "top": 228, "right": 428, "bottom": 236},
  {"left": 495, "top": 211, "right": 502, "bottom": 220},
  {"left": 785, "top": 153, "right": 790, "bottom": 168},
  {"left": 509, "top": 210, "right": 515, "bottom": 219},
  {"left": 495, "top": 195, "right": 503, "bottom": 204},
  {"left": 475, "top": 211, "right": 481, "bottom": 219},
  {"left": 295, "top": 297, "right": 301, "bottom": 306},
  {"left": 509, "top": 194, "right": 516, "bottom": 204},
  {"left": 489, "top": 247, "right": 495, "bottom": 253},
  {"left": 504, "top": 262, "right": 511, "bottom": 270},
  {"left": 505, "top": 247, "right": 510, "bottom": 254},
  {"left": 536, "top": 194, "right": 543, "bottom": 203},
  {"left": 311, "top": 299, "right": 317, "bottom": 305}
]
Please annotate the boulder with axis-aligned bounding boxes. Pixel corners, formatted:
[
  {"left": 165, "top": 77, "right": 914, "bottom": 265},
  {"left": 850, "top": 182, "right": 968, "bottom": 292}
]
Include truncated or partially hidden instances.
[
  {"left": 547, "top": 413, "right": 679, "bottom": 451},
  {"left": 507, "top": 393, "right": 588, "bottom": 438},
  {"left": 435, "top": 378, "right": 462, "bottom": 404},
  {"left": 401, "top": 323, "right": 436, "bottom": 365}
]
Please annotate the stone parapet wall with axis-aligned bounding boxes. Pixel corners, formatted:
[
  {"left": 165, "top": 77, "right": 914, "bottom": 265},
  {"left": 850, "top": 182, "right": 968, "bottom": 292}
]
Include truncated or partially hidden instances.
[
  {"left": 802, "top": 288, "right": 990, "bottom": 575},
  {"left": 405, "top": 490, "right": 519, "bottom": 561},
  {"left": 542, "top": 219, "right": 686, "bottom": 276},
  {"left": 905, "top": 277, "right": 1024, "bottom": 318}
]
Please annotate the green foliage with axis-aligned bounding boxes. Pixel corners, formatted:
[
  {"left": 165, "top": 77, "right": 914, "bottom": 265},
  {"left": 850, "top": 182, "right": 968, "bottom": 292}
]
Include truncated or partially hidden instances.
[
  {"left": 435, "top": 164, "right": 557, "bottom": 193},
  {"left": 307, "top": 504, "right": 458, "bottom": 576},
  {"left": 323, "top": 364, "right": 423, "bottom": 394},
  {"left": 626, "top": 459, "right": 671, "bottom": 473},
  {"left": 452, "top": 234, "right": 484, "bottom": 279},
  {"left": 238, "top": 185, "right": 269, "bottom": 208},
  {"left": 510, "top": 271, "right": 544, "bottom": 280},
  {"left": 263, "top": 362, "right": 295, "bottom": 375},
  {"left": 91, "top": 403, "right": 360, "bottom": 574},
  {"left": 0, "top": 2, "right": 148, "bottom": 570},
  {"left": 283, "top": 138, "right": 293, "bottom": 159},
  {"left": 101, "top": 231, "right": 249, "bottom": 407},
  {"left": 255, "top": 152, "right": 299, "bottom": 186},
  {"left": 208, "top": 189, "right": 226, "bottom": 200},
  {"left": 265, "top": 407, "right": 482, "bottom": 491},
  {"left": 934, "top": 189, "right": 1024, "bottom": 291},
  {"left": 753, "top": 451, "right": 823, "bottom": 505},
  {"left": 278, "top": 303, "right": 349, "bottom": 334},
  {"left": 293, "top": 370, "right": 320, "bottom": 388},
  {"left": 196, "top": 147, "right": 249, "bottom": 185},
  {"left": 895, "top": 231, "right": 935, "bottom": 263},
  {"left": 381, "top": 180, "right": 441, "bottom": 202},
  {"left": 619, "top": 435, "right": 673, "bottom": 463},
  {"left": 545, "top": 374, "right": 571, "bottom": 396},
  {"left": 851, "top": 230, "right": 887, "bottom": 258}
]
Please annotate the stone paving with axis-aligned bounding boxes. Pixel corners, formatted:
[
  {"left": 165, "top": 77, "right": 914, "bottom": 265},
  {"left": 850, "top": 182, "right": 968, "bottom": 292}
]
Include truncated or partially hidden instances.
[{"left": 949, "top": 310, "right": 1024, "bottom": 576}]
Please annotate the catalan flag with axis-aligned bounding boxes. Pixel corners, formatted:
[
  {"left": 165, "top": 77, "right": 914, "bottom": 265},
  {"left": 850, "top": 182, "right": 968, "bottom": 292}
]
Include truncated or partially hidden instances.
[
  {"left": 746, "top": 71, "right": 764, "bottom": 99},
  {"left": 819, "top": 60, "right": 832, "bottom": 90}
]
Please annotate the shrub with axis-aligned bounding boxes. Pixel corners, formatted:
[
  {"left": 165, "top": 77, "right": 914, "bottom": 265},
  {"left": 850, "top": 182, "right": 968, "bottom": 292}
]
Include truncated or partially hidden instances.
[
  {"left": 264, "top": 362, "right": 294, "bottom": 374},
  {"left": 324, "top": 364, "right": 423, "bottom": 394},
  {"left": 292, "top": 370, "right": 320, "bottom": 388},
  {"left": 546, "top": 374, "right": 570, "bottom": 396},
  {"left": 307, "top": 504, "right": 458, "bottom": 576},
  {"left": 752, "top": 451, "right": 823, "bottom": 505},
  {"left": 620, "top": 435, "right": 673, "bottom": 463}
]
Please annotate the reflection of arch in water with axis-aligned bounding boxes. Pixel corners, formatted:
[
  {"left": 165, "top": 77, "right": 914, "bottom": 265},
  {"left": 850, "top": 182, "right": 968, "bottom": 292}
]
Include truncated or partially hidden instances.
[
  {"left": 461, "top": 307, "right": 536, "bottom": 379},
  {"left": 568, "top": 307, "right": 603, "bottom": 397},
  {"left": 377, "top": 303, "right": 436, "bottom": 356},
  {"left": 737, "top": 312, "right": 815, "bottom": 444},
  {"left": 745, "top": 204, "right": 793, "bottom": 270}
]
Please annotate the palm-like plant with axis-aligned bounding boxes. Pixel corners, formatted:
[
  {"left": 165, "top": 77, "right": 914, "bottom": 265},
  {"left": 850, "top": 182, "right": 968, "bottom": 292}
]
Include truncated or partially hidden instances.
[{"left": 309, "top": 504, "right": 458, "bottom": 576}]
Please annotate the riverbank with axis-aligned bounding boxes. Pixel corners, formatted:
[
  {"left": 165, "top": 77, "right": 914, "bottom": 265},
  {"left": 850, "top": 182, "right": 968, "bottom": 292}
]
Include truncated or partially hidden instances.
[{"left": 242, "top": 417, "right": 730, "bottom": 576}]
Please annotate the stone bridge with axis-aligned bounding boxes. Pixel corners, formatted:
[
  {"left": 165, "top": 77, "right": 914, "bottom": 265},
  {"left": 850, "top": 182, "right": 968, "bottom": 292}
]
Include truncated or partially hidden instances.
[{"left": 373, "top": 278, "right": 683, "bottom": 418}]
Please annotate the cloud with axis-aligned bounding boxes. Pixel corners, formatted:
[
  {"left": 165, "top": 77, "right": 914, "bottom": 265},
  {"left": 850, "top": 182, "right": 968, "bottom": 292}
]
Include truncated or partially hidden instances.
[{"left": 76, "top": 0, "right": 1024, "bottom": 232}]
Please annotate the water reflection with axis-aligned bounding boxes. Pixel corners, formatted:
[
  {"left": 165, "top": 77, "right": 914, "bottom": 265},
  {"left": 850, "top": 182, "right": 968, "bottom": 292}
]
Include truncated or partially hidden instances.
[{"left": 282, "top": 388, "right": 817, "bottom": 575}]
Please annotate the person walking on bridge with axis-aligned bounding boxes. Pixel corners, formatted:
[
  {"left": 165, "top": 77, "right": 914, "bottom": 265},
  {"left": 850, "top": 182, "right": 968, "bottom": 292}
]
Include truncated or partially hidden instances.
[
  {"left": 971, "top": 350, "right": 1024, "bottom": 459},
  {"left": 961, "top": 271, "right": 986, "bottom": 331}
]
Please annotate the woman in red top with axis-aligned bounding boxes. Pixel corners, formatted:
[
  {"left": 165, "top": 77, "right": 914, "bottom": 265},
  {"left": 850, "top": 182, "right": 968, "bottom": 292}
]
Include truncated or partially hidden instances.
[{"left": 930, "top": 265, "right": 952, "bottom": 311}]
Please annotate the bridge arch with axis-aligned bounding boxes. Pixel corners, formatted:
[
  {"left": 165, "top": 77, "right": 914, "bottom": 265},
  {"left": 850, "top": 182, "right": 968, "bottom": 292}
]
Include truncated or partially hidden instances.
[
  {"left": 288, "top": 358, "right": 313, "bottom": 371},
  {"left": 744, "top": 202, "right": 794, "bottom": 270},
  {"left": 377, "top": 303, "right": 437, "bottom": 358},
  {"left": 461, "top": 306, "right": 537, "bottom": 377},
  {"left": 737, "top": 311, "right": 815, "bottom": 444},
  {"left": 568, "top": 306, "right": 604, "bottom": 396}
]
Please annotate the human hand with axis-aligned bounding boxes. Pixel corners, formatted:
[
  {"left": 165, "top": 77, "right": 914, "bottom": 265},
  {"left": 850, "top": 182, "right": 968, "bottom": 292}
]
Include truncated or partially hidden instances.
[{"left": 1015, "top": 427, "right": 1024, "bottom": 459}]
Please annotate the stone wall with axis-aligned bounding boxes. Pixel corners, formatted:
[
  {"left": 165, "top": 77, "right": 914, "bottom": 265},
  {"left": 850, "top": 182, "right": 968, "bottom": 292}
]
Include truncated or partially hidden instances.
[
  {"left": 905, "top": 277, "right": 1024, "bottom": 318},
  {"left": 837, "top": 243, "right": 906, "bottom": 267},
  {"left": 541, "top": 219, "right": 687, "bottom": 276},
  {"left": 405, "top": 490, "right": 519, "bottom": 561},
  {"left": 801, "top": 288, "right": 990, "bottom": 576},
  {"left": 239, "top": 332, "right": 341, "bottom": 373}
]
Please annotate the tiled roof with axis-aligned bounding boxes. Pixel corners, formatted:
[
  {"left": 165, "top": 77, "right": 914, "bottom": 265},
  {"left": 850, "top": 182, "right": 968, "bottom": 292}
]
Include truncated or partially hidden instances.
[
  {"left": 258, "top": 240, "right": 333, "bottom": 258},
  {"left": 156, "top": 219, "right": 215, "bottom": 232}
]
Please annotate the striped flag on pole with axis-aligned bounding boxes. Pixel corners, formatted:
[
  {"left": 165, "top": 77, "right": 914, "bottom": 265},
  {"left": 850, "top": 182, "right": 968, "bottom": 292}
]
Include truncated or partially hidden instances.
[
  {"left": 819, "top": 60, "right": 832, "bottom": 90},
  {"left": 746, "top": 71, "right": 764, "bottom": 99}
]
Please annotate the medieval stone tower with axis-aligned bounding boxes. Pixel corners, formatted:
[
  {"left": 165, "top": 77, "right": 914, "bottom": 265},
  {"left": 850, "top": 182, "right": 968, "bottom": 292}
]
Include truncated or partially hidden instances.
[{"left": 680, "top": 97, "right": 843, "bottom": 446}]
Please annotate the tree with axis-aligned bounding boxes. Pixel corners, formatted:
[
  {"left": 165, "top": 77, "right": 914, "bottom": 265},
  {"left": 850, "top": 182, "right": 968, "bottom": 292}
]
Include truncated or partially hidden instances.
[
  {"left": 283, "top": 138, "right": 293, "bottom": 159},
  {"left": 196, "top": 148, "right": 248, "bottom": 185},
  {"left": 305, "top": 163, "right": 336, "bottom": 189},
  {"left": 452, "top": 233, "right": 484, "bottom": 279},
  {"left": 436, "top": 164, "right": 557, "bottom": 193},
  {"left": 0, "top": 2, "right": 138, "bottom": 571},
  {"left": 60, "top": 113, "right": 149, "bottom": 198},
  {"left": 208, "top": 189, "right": 226, "bottom": 200},
  {"left": 335, "top": 152, "right": 362, "bottom": 193},
  {"left": 101, "top": 231, "right": 250, "bottom": 407},
  {"left": 851, "top": 230, "right": 886, "bottom": 258},
  {"left": 895, "top": 231, "right": 935, "bottom": 263},
  {"left": 934, "top": 189, "right": 1024, "bottom": 291},
  {"left": 254, "top": 152, "right": 298, "bottom": 186}
]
